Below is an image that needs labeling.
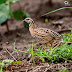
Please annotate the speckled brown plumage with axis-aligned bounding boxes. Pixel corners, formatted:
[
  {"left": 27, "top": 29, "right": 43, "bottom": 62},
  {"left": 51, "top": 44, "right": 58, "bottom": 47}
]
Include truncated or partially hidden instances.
[{"left": 24, "top": 17, "right": 61, "bottom": 47}]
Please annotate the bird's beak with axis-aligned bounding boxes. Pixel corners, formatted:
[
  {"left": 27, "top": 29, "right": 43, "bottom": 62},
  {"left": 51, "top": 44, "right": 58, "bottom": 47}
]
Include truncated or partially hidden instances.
[{"left": 23, "top": 19, "right": 25, "bottom": 22}]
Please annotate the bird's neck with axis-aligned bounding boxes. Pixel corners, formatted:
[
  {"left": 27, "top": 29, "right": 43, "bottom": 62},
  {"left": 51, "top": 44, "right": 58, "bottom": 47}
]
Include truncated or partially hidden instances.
[
  {"left": 29, "top": 21, "right": 36, "bottom": 35},
  {"left": 29, "top": 21, "right": 36, "bottom": 30}
]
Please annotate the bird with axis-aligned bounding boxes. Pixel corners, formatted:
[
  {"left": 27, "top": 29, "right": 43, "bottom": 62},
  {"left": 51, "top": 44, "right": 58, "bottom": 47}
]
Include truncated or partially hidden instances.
[{"left": 23, "top": 17, "right": 61, "bottom": 47}]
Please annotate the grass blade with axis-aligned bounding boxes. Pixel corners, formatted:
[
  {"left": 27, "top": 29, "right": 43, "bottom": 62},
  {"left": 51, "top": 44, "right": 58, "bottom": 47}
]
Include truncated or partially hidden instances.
[
  {"left": 31, "top": 42, "right": 35, "bottom": 65},
  {"left": 41, "top": 7, "right": 72, "bottom": 16}
]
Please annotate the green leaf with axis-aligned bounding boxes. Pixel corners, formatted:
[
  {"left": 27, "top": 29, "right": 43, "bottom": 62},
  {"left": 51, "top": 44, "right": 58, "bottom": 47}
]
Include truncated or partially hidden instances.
[
  {"left": 3, "top": 59, "right": 14, "bottom": 64},
  {"left": 0, "top": 63, "right": 5, "bottom": 66},
  {"left": 27, "top": 46, "right": 31, "bottom": 52},
  {"left": 23, "top": 11, "right": 31, "bottom": 29},
  {"left": 38, "top": 46, "right": 42, "bottom": 50},
  {"left": 45, "top": 19, "right": 48, "bottom": 23},
  {"left": 24, "top": 22, "right": 29, "bottom": 29},
  {"left": 0, "top": 4, "right": 10, "bottom": 24},
  {"left": 13, "top": 10, "right": 24, "bottom": 20},
  {"left": 40, "top": 57, "right": 45, "bottom": 62},
  {"left": 0, "top": 0, "right": 5, "bottom": 4},
  {"left": 13, "top": 61, "right": 22, "bottom": 65},
  {"left": 6, "top": 0, "right": 18, "bottom": 5},
  {"left": 16, "top": 49, "right": 20, "bottom": 51},
  {"left": 31, "top": 42, "right": 35, "bottom": 65},
  {"left": 58, "top": 69, "right": 69, "bottom": 72},
  {"left": 0, "top": 61, "right": 2, "bottom": 63},
  {"left": 0, "top": 66, "right": 3, "bottom": 72}
]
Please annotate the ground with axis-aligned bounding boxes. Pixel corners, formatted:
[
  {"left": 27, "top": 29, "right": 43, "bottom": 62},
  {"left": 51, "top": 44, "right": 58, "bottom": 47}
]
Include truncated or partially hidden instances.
[{"left": 0, "top": 0, "right": 72, "bottom": 72}]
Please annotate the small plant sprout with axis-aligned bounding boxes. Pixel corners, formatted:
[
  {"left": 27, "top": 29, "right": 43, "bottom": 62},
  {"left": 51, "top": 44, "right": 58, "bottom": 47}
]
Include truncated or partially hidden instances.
[
  {"left": 31, "top": 42, "right": 35, "bottom": 65},
  {"left": 45, "top": 18, "right": 48, "bottom": 23},
  {"left": 0, "top": 59, "right": 14, "bottom": 72}
]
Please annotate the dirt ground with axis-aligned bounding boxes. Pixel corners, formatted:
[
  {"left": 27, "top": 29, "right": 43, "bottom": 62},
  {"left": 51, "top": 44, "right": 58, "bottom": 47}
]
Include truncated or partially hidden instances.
[{"left": 0, "top": 0, "right": 72, "bottom": 72}]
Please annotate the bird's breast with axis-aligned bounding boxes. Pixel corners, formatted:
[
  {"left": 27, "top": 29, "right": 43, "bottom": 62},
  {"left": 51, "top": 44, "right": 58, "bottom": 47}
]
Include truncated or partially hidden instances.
[{"left": 29, "top": 27, "right": 35, "bottom": 36}]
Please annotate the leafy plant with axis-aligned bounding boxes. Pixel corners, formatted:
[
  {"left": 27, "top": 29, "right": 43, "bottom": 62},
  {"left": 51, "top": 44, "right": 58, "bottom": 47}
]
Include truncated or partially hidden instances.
[
  {"left": 13, "top": 10, "right": 31, "bottom": 29},
  {"left": 0, "top": 0, "right": 19, "bottom": 24},
  {"left": 13, "top": 10, "right": 24, "bottom": 20},
  {"left": 0, "top": 0, "right": 5, "bottom": 4},
  {"left": 45, "top": 18, "right": 48, "bottom": 23},
  {"left": 0, "top": 0, "right": 18, "bottom": 34},
  {"left": 26, "top": 42, "right": 35, "bottom": 65},
  {"left": 0, "top": 59, "right": 14, "bottom": 72},
  {"left": 8, "top": 30, "right": 72, "bottom": 65},
  {"left": 0, "top": 59, "right": 22, "bottom": 72},
  {"left": 58, "top": 69, "right": 69, "bottom": 72},
  {"left": 27, "top": 29, "right": 72, "bottom": 63},
  {"left": 0, "top": 4, "right": 11, "bottom": 24},
  {"left": 13, "top": 61, "right": 22, "bottom": 65},
  {"left": 0, "top": 0, "right": 31, "bottom": 34},
  {"left": 23, "top": 11, "right": 31, "bottom": 29},
  {"left": 31, "top": 42, "right": 35, "bottom": 65}
]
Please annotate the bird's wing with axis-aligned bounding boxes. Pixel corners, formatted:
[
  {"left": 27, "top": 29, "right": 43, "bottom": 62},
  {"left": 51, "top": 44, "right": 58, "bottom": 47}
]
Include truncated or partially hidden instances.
[{"left": 34, "top": 28, "right": 61, "bottom": 40}]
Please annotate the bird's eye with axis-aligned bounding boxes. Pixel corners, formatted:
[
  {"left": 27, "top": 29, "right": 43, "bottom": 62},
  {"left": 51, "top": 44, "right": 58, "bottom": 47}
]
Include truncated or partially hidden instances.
[{"left": 27, "top": 19, "right": 30, "bottom": 20}]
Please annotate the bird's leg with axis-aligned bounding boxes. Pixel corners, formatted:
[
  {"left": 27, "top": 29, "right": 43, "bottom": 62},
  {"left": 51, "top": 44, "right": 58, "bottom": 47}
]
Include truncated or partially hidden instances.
[
  {"left": 50, "top": 43, "right": 52, "bottom": 47},
  {"left": 44, "top": 43, "right": 47, "bottom": 49},
  {"left": 50, "top": 43, "right": 53, "bottom": 49}
]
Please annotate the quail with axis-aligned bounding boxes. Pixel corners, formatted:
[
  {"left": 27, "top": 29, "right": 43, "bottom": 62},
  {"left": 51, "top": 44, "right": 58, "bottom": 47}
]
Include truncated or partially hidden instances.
[{"left": 23, "top": 17, "right": 61, "bottom": 47}]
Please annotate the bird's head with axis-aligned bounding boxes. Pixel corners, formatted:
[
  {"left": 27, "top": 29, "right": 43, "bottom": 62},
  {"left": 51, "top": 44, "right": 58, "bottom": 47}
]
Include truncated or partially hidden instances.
[{"left": 23, "top": 17, "right": 34, "bottom": 26}]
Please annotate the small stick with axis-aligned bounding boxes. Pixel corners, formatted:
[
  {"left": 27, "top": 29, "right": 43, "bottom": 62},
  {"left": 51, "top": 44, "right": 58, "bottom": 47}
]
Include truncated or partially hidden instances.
[
  {"left": 6, "top": 49, "right": 17, "bottom": 61},
  {"left": 0, "top": 54, "right": 8, "bottom": 59},
  {"left": 6, "top": 20, "right": 10, "bottom": 35}
]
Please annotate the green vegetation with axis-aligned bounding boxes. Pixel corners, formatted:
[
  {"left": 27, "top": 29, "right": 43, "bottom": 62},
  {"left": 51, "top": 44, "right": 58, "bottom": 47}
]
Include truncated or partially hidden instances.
[
  {"left": 0, "top": 30, "right": 72, "bottom": 72},
  {"left": 0, "top": 59, "right": 14, "bottom": 72},
  {"left": 23, "top": 11, "right": 31, "bottom": 29},
  {"left": 13, "top": 10, "right": 30, "bottom": 20},
  {"left": 0, "top": 0, "right": 5, "bottom": 4},
  {"left": 13, "top": 10, "right": 24, "bottom": 20},
  {"left": 30, "top": 42, "right": 35, "bottom": 65},
  {"left": 0, "top": 42, "right": 23, "bottom": 72},
  {"left": 0, "top": 0, "right": 18, "bottom": 34},
  {"left": 0, "top": 3, "right": 11, "bottom": 25},
  {"left": 0, "top": 0, "right": 31, "bottom": 34},
  {"left": 58, "top": 69, "right": 69, "bottom": 72},
  {"left": 0, "top": 59, "right": 23, "bottom": 72},
  {"left": 28, "top": 29, "right": 72, "bottom": 63},
  {"left": 0, "top": 0, "right": 18, "bottom": 25},
  {"left": 45, "top": 18, "right": 48, "bottom": 23},
  {"left": 42, "top": 7, "right": 72, "bottom": 16},
  {"left": 0, "top": 2, "right": 72, "bottom": 71},
  {"left": 13, "top": 61, "right": 22, "bottom": 65}
]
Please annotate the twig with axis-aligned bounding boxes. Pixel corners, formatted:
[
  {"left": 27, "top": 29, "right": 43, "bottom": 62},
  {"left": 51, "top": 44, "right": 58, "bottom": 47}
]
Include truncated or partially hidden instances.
[
  {"left": 6, "top": 49, "right": 17, "bottom": 61},
  {"left": 0, "top": 54, "right": 8, "bottom": 59},
  {"left": 5, "top": 20, "right": 10, "bottom": 34}
]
